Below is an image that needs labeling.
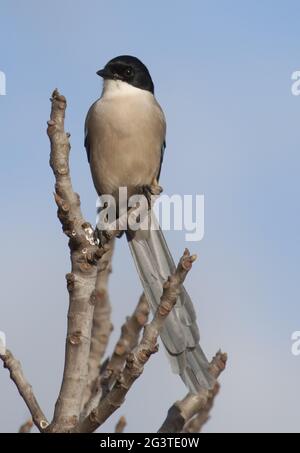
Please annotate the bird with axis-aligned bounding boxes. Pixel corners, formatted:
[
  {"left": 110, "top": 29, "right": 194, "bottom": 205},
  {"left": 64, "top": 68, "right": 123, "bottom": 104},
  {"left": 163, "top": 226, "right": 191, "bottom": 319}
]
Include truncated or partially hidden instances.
[{"left": 85, "top": 55, "right": 214, "bottom": 393}]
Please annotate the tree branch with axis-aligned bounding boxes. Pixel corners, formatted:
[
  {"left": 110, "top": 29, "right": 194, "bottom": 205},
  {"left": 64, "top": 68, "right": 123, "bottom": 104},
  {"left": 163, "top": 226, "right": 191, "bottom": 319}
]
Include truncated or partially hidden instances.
[
  {"left": 80, "top": 292, "right": 149, "bottom": 421},
  {"left": 74, "top": 249, "right": 197, "bottom": 433},
  {"left": 46, "top": 89, "right": 137, "bottom": 432},
  {"left": 158, "top": 351, "right": 227, "bottom": 433},
  {"left": 0, "top": 350, "right": 48, "bottom": 432},
  {"left": 102, "top": 292, "right": 150, "bottom": 390},
  {"left": 83, "top": 239, "right": 115, "bottom": 408},
  {"left": 182, "top": 383, "right": 220, "bottom": 433},
  {"left": 46, "top": 89, "right": 106, "bottom": 432}
]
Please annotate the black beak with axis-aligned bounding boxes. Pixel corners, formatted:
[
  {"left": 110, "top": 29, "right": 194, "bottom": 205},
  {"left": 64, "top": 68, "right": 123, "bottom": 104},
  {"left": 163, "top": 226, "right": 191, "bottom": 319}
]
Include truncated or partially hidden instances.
[{"left": 96, "top": 68, "right": 111, "bottom": 78}]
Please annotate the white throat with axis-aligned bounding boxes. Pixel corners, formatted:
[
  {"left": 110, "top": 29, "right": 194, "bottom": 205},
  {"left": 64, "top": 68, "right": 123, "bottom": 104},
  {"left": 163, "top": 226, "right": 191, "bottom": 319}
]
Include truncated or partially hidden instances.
[{"left": 101, "top": 79, "right": 152, "bottom": 100}]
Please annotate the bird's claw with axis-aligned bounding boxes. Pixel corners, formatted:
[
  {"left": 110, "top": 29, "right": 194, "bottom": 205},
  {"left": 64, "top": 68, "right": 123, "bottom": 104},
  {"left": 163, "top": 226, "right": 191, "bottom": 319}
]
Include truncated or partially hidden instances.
[{"left": 141, "top": 179, "right": 163, "bottom": 208}]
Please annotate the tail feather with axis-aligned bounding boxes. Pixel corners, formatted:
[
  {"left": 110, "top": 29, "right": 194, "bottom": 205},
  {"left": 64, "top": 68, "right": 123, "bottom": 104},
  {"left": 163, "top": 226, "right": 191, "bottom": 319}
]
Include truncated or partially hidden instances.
[{"left": 127, "top": 214, "right": 215, "bottom": 393}]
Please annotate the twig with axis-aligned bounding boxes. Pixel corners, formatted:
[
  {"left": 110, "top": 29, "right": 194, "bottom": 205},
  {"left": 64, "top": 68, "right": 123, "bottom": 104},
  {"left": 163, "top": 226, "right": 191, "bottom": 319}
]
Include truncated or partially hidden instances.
[
  {"left": 115, "top": 416, "right": 127, "bottom": 433},
  {"left": 74, "top": 249, "right": 197, "bottom": 433},
  {"left": 103, "top": 293, "right": 150, "bottom": 390},
  {"left": 19, "top": 419, "right": 34, "bottom": 433},
  {"left": 0, "top": 350, "right": 48, "bottom": 432},
  {"left": 83, "top": 240, "right": 115, "bottom": 408},
  {"left": 158, "top": 351, "right": 227, "bottom": 433}
]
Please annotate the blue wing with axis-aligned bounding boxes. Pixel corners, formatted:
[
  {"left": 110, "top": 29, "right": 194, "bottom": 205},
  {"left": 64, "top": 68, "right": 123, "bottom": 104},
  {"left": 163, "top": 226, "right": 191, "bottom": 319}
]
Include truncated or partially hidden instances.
[{"left": 157, "top": 140, "right": 166, "bottom": 182}]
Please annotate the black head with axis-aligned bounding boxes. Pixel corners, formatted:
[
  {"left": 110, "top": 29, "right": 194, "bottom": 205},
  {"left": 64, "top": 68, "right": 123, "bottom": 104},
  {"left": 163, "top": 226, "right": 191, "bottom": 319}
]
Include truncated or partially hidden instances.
[{"left": 97, "top": 55, "right": 154, "bottom": 94}]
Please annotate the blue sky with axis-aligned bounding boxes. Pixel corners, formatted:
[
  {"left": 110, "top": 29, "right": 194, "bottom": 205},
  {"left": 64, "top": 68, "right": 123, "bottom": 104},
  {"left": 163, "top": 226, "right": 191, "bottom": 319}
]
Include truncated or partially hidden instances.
[{"left": 0, "top": 0, "right": 299, "bottom": 432}]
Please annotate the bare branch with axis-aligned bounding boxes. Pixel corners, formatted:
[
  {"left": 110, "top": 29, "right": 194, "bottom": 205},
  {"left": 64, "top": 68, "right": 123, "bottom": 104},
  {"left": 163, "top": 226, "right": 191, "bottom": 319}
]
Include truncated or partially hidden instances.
[
  {"left": 83, "top": 240, "right": 115, "bottom": 408},
  {"left": 103, "top": 293, "right": 150, "bottom": 389},
  {"left": 19, "top": 419, "right": 34, "bottom": 433},
  {"left": 115, "top": 416, "right": 127, "bottom": 433},
  {"left": 158, "top": 351, "right": 227, "bottom": 433},
  {"left": 80, "top": 293, "right": 149, "bottom": 421},
  {"left": 0, "top": 350, "right": 48, "bottom": 432},
  {"left": 89, "top": 240, "right": 115, "bottom": 375},
  {"left": 46, "top": 90, "right": 137, "bottom": 432},
  {"left": 74, "top": 249, "right": 197, "bottom": 433},
  {"left": 46, "top": 89, "right": 106, "bottom": 432}
]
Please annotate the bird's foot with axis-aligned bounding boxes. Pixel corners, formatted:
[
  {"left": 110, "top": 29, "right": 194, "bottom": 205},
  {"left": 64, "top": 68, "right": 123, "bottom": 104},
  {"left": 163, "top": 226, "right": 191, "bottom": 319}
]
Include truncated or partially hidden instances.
[{"left": 141, "top": 178, "right": 163, "bottom": 208}]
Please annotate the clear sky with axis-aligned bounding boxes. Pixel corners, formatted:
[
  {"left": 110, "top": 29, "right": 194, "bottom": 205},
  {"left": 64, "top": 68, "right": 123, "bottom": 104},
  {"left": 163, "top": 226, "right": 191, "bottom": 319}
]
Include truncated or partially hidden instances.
[{"left": 0, "top": 0, "right": 299, "bottom": 433}]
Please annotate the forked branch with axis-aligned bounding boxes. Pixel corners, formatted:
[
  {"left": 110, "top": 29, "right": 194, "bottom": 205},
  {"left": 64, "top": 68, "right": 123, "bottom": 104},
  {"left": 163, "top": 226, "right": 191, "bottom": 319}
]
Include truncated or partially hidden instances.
[
  {"left": 74, "top": 249, "right": 198, "bottom": 433},
  {"left": 158, "top": 351, "right": 227, "bottom": 433}
]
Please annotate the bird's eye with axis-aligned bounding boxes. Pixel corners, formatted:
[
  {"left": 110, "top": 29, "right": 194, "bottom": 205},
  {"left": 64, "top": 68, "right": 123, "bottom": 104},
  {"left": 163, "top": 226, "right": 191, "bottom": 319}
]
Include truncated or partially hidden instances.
[{"left": 125, "top": 67, "right": 133, "bottom": 77}]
